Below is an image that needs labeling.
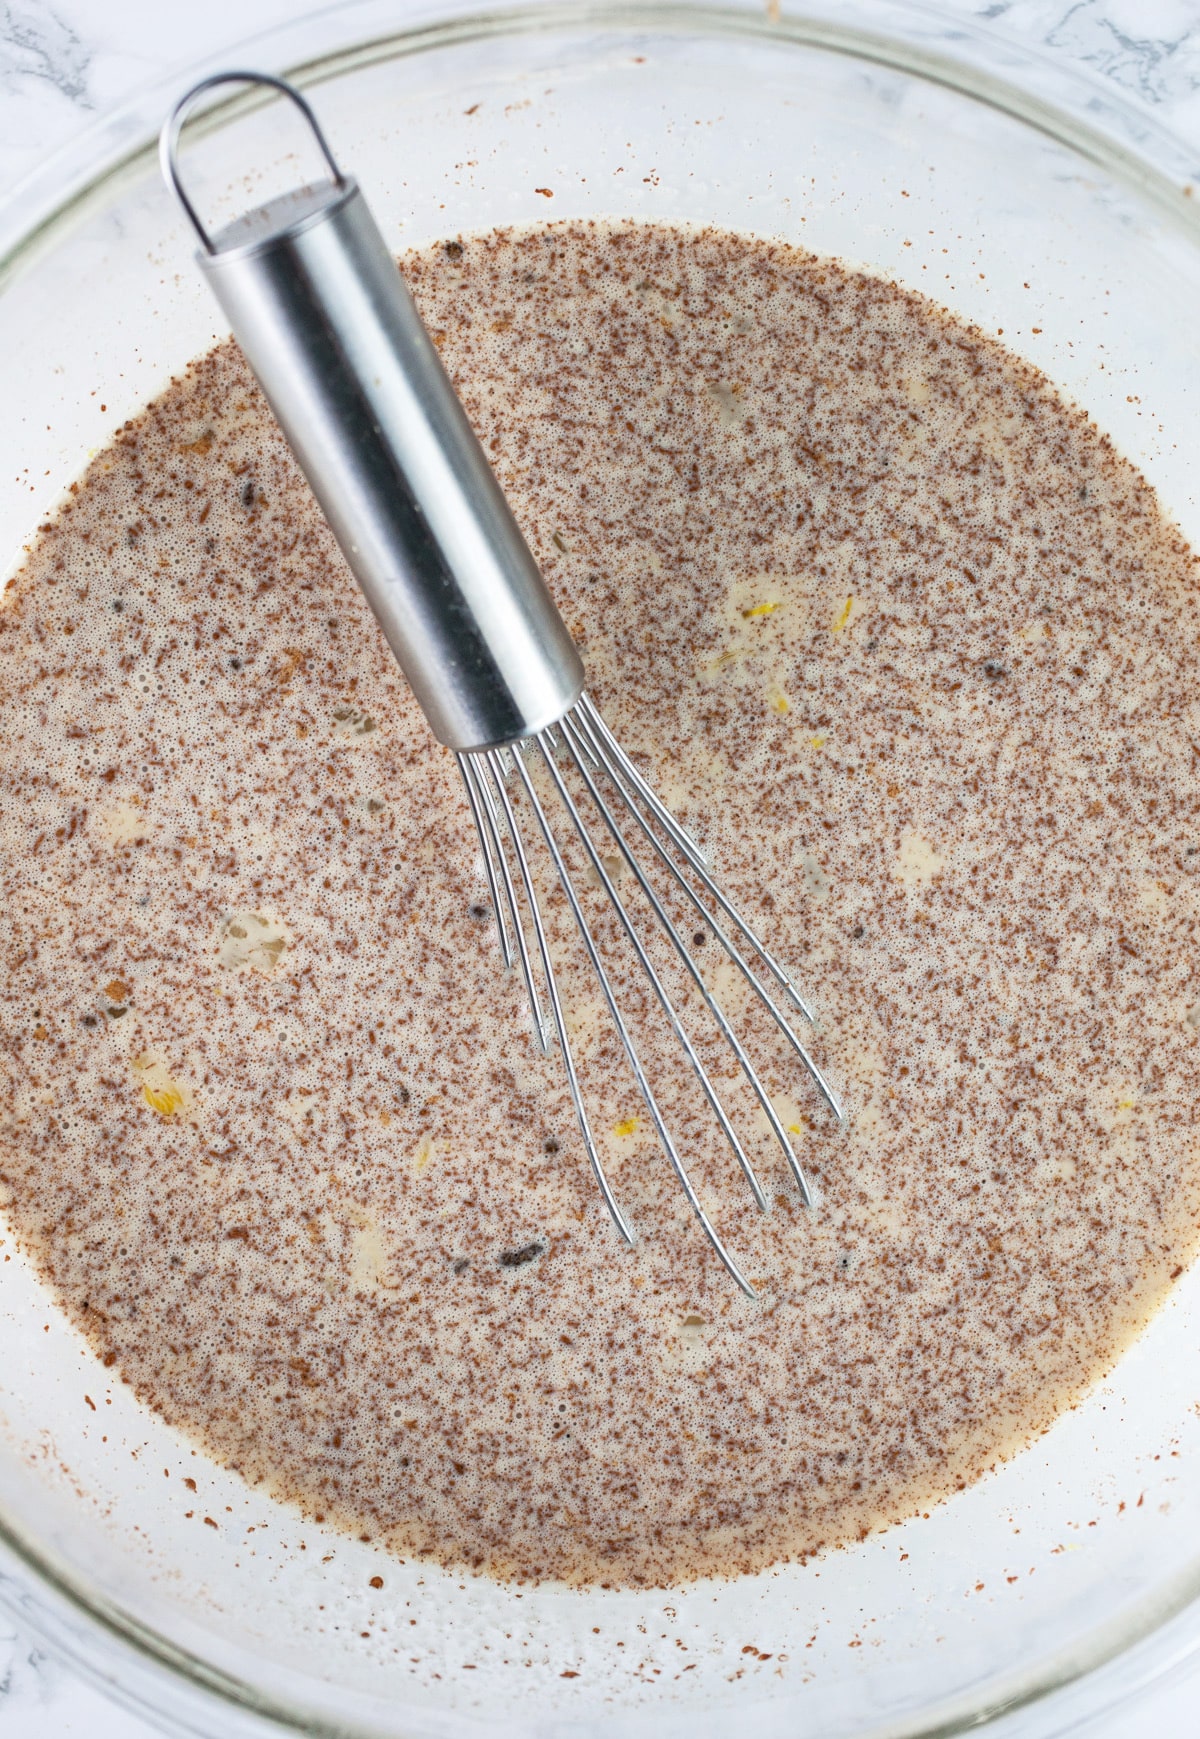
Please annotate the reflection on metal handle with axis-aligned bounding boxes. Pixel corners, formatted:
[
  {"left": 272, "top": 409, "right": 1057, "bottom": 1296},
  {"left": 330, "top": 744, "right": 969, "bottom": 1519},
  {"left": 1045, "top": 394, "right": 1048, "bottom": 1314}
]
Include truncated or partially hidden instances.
[{"left": 160, "top": 72, "right": 584, "bottom": 752}]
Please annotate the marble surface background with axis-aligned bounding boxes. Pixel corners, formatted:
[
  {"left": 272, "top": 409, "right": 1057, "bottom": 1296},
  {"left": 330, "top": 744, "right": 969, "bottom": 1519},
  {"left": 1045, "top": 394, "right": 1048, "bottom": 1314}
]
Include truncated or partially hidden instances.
[{"left": 3, "top": 0, "right": 1200, "bottom": 1732}]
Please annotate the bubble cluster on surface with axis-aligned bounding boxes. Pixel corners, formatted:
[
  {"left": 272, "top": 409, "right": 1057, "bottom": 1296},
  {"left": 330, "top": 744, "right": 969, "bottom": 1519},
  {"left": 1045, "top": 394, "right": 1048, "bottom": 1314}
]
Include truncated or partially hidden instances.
[{"left": 0, "top": 220, "right": 1199, "bottom": 1588}]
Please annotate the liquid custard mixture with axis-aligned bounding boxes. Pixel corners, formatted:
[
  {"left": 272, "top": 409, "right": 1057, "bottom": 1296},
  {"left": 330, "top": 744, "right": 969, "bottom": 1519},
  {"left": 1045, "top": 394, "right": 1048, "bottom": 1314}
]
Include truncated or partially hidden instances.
[{"left": 1, "top": 222, "right": 1199, "bottom": 1588}]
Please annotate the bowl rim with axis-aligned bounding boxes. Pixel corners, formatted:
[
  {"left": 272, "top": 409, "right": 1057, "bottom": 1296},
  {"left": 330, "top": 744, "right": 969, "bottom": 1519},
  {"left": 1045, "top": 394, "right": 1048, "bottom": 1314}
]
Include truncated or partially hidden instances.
[
  {"left": 3, "top": 3, "right": 1200, "bottom": 1734},
  {"left": 4, "top": 0, "right": 1200, "bottom": 284}
]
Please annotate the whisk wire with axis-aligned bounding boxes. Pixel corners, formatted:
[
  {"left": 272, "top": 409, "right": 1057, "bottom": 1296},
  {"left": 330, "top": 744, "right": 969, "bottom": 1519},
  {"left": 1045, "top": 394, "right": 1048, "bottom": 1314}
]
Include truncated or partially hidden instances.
[
  {"left": 578, "top": 694, "right": 822, "bottom": 1029},
  {"left": 571, "top": 701, "right": 843, "bottom": 1129},
  {"left": 460, "top": 695, "right": 846, "bottom": 1293},
  {"left": 513, "top": 735, "right": 757, "bottom": 1298},
  {"left": 458, "top": 756, "right": 513, "bottom": 970},
  {"left": 480, "top": 748, "right": 635, "bottom": 1246},
  {"left": 547, "top": 729, "right": 769, "bottom": 1220},
  {"left": 560, "top": 709, "right": 811, "bottom": 1206},
  {"left": 558, "top": 712, "right": 772, "bottom": 1211},
  {"left": 460, "top": 753, "right": 548, "bottom": 1054}
]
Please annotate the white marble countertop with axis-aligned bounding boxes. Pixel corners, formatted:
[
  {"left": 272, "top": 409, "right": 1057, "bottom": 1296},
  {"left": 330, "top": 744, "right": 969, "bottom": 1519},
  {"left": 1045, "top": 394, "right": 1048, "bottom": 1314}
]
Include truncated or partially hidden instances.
[{"left": 3, "top": 0, "right": 1200, "bottom": 1733}]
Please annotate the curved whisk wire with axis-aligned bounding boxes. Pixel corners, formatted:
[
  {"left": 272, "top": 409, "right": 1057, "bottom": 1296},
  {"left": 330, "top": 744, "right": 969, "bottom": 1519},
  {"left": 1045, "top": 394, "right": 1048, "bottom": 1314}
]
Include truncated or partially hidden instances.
[{"left": 458, "top": 693, "right": 843, "bottom": 1296}]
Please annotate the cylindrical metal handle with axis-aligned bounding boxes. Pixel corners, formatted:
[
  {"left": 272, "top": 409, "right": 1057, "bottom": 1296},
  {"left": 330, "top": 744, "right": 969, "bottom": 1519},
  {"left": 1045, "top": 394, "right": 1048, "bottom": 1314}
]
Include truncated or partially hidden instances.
[{"left": 161, "top": 74, "right": 584, "bottom": 752}]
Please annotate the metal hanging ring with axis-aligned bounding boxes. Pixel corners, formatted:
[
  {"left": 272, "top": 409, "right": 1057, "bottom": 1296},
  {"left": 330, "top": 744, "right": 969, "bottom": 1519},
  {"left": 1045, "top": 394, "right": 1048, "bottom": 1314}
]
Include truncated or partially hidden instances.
[{"left": 159, "top": 70, "right": 345, "bottom": 256}]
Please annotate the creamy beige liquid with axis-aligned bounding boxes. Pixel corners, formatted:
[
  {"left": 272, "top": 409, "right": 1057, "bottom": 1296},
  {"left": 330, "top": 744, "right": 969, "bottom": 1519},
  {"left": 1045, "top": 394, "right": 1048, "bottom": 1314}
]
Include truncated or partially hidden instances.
[{"left": 2, "top": 221, "right": 1199, "bottom": 1588}]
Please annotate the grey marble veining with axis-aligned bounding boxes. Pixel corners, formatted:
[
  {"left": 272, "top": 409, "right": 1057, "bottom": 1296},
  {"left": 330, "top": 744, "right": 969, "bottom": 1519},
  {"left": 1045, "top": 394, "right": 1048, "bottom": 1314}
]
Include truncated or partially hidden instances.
[
  {"left": 0, "top": 2, "right": 93, "bottom": 106},
  {"left": 0, "top": 0, "right": 301, "bottom": 191},
  {"left": 0, "top": 1595, "right": 166, "bottom": 1735},
  {"left": 1, "top": 0, "right": 1200, "bottom": 198},
  {"left": 1, "top": 1, "right": 1200, "bottom": 1734},
  {"left": 992, "top": 0, "right": 1200, "bottom": 141},
  {"left": 0, "top": 1614, "right": 60, "bottom": 1710},
  {"left": 1044, "top": 0, "right": 1200, "bottom": 103}
]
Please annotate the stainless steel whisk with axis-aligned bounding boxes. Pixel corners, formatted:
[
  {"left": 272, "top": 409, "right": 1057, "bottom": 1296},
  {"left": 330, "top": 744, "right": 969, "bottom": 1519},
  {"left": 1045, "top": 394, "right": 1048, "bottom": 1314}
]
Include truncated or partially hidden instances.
[{"left": 162, "top": 72, "right": 843, "bottom": 1296}]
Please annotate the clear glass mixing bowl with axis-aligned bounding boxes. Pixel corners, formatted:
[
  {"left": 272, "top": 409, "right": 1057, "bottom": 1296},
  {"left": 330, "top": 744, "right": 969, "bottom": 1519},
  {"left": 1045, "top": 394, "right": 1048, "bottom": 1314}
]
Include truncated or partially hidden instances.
[{"left": 4, "top": 3, "right": 1200, "bottom": 1735}]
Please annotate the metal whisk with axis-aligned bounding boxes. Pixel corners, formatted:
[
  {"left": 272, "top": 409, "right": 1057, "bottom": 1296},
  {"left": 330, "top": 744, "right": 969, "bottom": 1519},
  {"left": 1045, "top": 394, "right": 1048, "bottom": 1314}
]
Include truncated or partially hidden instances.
[{"left": 162, "top": 72, "right": 843, "bottom": 1296}]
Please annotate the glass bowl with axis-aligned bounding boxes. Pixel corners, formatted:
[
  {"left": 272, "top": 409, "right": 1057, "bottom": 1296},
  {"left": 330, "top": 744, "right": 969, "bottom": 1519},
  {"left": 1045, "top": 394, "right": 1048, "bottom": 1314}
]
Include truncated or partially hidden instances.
[{"left": 3, "top": 3, "right": 1200, "bottom": 1735}]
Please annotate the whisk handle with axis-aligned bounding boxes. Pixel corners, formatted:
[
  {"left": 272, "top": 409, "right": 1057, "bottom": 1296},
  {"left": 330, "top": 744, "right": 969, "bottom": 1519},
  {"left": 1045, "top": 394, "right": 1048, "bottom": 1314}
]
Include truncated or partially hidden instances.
[{"left": 162, "top": 75, "right": 583, "bottom": 753}]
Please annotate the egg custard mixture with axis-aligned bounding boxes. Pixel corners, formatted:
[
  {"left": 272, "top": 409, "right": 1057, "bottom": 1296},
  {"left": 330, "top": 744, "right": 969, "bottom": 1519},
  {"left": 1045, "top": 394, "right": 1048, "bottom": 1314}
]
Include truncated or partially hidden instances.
[{"left": 1, "top": 222, "right": 1198, "bottom": 1587}]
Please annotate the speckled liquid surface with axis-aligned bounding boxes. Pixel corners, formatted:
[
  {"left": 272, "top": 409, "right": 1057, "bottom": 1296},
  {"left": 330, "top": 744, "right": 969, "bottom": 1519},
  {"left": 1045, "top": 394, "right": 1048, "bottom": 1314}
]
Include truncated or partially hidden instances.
[{"left": 1, "top": 220, "right": 1198, "bottom": 1590}]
